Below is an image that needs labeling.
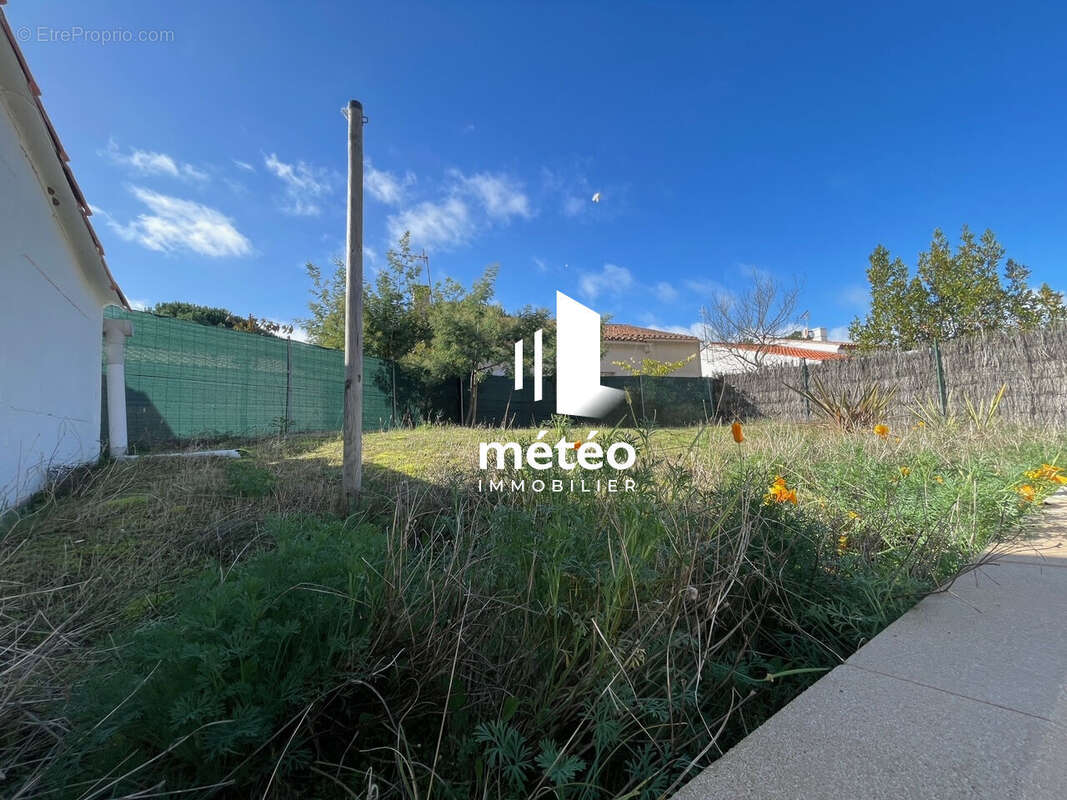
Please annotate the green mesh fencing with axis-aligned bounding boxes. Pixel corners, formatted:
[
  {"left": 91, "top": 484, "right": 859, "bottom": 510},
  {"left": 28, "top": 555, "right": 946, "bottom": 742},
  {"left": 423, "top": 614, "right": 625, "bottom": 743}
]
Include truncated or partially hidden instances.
[
  {"left": 102, "top": 307, "right": 400, "bottom": 449},
  {"left": 434, "top": 374, "right": 725, "bottom": 427}
]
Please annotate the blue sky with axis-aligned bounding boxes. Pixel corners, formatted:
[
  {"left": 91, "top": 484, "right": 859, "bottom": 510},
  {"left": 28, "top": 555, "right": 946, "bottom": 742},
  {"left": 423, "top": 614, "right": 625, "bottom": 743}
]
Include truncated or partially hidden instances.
[{"left": 11, "top": 1, "right": 1067, "bottom": 341}]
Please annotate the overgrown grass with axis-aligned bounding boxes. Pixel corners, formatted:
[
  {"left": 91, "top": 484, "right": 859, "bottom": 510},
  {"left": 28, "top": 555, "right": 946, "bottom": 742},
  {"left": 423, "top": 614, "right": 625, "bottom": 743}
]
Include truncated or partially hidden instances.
[{"left": 2, "top": 421, "right": 1064, "bottom": 798}]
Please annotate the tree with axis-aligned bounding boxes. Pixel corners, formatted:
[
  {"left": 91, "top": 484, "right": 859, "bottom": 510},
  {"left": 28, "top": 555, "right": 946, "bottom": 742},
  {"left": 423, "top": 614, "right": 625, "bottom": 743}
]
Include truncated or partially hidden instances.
[
  {"left": 699, "top": 272, "right": 801, "bottom": 370},
  {"left": 411, "top": 265, "right": 552, "bottom": 425},
  {"left": 301, "top": 258, "right": 346, "bottom": 349},
  {"left": 849, "top": 226, "right": 1067, "bottom": 350},
  {"left": 363, "top": 233, "right": 431, "bottom": 421},
  {"left": 151, "top": 302, "right": 293, "bottom": 337}
]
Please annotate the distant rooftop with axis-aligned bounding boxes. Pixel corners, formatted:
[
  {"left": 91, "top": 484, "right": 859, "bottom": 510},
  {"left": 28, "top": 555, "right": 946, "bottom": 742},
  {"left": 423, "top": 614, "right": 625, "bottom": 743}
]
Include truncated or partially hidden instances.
[
  {"left": 604, "top": 323, "right": 700, "bottom": 343},
  {"left": 705, "top": 341, "right": 849, "bottom": 361}
]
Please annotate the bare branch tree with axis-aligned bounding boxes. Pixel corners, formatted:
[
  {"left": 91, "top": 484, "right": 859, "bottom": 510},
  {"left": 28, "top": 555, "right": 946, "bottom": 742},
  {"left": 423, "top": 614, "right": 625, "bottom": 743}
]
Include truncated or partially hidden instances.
[{"left": 700, "top": 273, "right": 802, "bottom": 371}]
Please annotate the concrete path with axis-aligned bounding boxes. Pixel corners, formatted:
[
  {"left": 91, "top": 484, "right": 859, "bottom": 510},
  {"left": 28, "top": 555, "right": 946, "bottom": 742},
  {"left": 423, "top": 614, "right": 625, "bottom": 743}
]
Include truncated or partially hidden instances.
[{"left": 673, "top": 491, "right": 1067, "bottom": 800}]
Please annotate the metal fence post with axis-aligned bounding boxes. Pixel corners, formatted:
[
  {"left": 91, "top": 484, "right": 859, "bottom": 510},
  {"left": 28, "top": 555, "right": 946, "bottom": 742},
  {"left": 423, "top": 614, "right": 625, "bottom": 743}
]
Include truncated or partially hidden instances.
[
  {"left": 285, "top": 337, "right": 293, "bottom": 432},
  {"left": 933, "top": 340, "right": 948, "bottom": 416},
  {"left": 801, "top": 361, "right": 811, "bottom": 419},
  {"left": 639, "top": 374, "right": 647, "bottom": 422}
]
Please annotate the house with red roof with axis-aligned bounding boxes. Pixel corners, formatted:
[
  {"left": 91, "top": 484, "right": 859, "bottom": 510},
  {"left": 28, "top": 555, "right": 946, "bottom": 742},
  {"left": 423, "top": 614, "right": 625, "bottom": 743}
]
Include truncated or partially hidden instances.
[
  {"left": 1, "top": 6, "right": 129, "bottom": 509},
  {"left": 700, "top": 326, "right": 853, "bottom": 376},
  {"left": 601, "top": 324, "right": 703, "bottom": 377}
]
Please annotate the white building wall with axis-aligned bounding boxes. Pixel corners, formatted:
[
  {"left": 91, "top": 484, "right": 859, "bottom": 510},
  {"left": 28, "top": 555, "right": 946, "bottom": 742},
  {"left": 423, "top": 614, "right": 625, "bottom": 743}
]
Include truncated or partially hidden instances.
[
  {"left": 700, "top": 347, "right": 808, "bottom": 376},
  {"left": 0, "top": 101, "right": 106, "bottom": 509},
  {"left": 601, "top": 340, "right": 702, "bottom": 377}
]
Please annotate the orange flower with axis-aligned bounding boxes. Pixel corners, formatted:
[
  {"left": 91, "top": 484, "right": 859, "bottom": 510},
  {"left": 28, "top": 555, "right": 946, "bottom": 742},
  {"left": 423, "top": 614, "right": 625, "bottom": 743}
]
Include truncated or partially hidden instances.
[
  {"left": 1025, "top": 464, "right": 1063, "bottom": 481},
  {"left": 873, "top": 424, "right": 889, "bottom": 438},
  {"left": 731, "top": 421, "right": 744, "bottom": 443},
  {"left": 764, "top": 476, "right": 797, "bottom": 505},
  {"left": 1054, "top": 475, "right": 1067, "bottom": 486},
  {"left": 1017, "top": 485, "right": 1037, "bottom": 502}
]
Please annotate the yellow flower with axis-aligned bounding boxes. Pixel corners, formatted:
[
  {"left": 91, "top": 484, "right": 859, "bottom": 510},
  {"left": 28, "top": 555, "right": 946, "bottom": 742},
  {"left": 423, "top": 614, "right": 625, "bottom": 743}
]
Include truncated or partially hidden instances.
[
  {"left": 847, "top": 510, "right": 860, "bottom": 520},
  {"left": 873, "top": 424, "right": 889, "bottom": 438},
  {"left": 1054, "top": 475, "right": 1067, "bottom": 486},
  {"left": 934, "top": 475, "right": 944, "bottom": 484},
  {"left": 731, "top": 421, "right": 744, "bottom": 444},
  {"left": 1025, "top": 469, "right": 1042, "bottom": 480},
  {"left": 917, "top": 420, "right": 926, "bottom": 428},
  {"left": 899, "top": 466, "right": 911, "bottom": 478},
  {"left": 1017, "top": 485, "right": 1037, "bottom": 502},
  {"left": 837, "top": 534, "right": 849, "bottom": 554}
]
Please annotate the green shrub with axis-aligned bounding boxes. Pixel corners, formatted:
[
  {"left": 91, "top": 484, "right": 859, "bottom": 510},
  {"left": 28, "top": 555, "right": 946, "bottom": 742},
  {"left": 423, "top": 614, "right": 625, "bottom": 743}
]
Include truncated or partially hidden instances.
[
  {"left": 224, "top": 458, "right": 276, "bottom": 497},
  {"left": 58, "top": 517, "right": 384, "bottom": 794}
]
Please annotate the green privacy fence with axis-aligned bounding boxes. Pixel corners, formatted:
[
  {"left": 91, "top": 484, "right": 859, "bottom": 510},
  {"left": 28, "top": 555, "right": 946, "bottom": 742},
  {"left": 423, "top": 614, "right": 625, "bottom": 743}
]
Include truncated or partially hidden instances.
[
  {"left": 101, "top": 307, "right": 410, "bottom": 449},
  {"left": 431, "top": 374, "right": 724, "bottom": 427},
  {"left": 102, "top": 308, "right": 728, "bottom": 448}
]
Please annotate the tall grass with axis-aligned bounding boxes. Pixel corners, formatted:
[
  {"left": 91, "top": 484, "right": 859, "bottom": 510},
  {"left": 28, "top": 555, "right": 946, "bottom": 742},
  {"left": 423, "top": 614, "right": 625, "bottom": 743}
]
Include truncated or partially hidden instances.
[{"left": 1, "top": 422, "right": 1063, "bottom": 798}]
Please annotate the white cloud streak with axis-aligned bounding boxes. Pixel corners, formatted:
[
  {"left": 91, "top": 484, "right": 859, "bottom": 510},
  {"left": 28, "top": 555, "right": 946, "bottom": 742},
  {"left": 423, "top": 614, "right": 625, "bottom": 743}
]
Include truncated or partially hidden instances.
[
  {"left": 579, "top": 264, "right": 634, "bottom": 300},
  {"left": 653, "top": 281, "right": 679, "bottom": 303},
  {"left": 387, "top": 170, "right": 532, "bottom": 251},
  {"left": 104, "top": 139, "right": 208, "bottom": 182},
  {"left": 263, "top": 153, "right": 333, "bottom": 216},
  {"left": 103, "top": 187, "right": 252, "bottom": 257},
  {"left": 365, "top": 160, "right": 415, "bottom": 205}
]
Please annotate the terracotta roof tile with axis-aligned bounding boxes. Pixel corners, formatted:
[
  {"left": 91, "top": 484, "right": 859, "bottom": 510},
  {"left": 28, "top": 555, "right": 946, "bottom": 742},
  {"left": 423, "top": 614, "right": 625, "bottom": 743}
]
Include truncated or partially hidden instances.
[
  {"left": 706, "top": 341, "right": 848, "bottom": 361},
  {"left": 604, "top": 323, "right": 699, "bottom": 343}
]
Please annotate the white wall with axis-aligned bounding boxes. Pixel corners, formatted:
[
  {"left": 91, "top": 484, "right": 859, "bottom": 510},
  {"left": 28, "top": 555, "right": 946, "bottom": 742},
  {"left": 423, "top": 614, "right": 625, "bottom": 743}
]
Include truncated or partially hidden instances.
[
  {"left": 0, "top": 101, "right": 107, "bottom": 509},
  {"left": 602, "top": 340, "right": 702, "bottom": 376},
  {"left": 700, "top": 347, "right": 808, "bottom": 376}
]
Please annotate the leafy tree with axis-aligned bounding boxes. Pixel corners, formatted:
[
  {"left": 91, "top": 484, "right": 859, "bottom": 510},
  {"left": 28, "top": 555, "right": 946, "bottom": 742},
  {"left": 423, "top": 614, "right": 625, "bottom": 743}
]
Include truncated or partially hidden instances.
[
  {"left": 301, "top": 258, "right": 346, "bottom": 349},
  {"left": 850, "top": 226, "right": 1066, "bottom": 350},
  {"left": 364, "top": 233, "right": 432, "bottom": 420},
  {"left": 411, "top": 265, "right": 552, "bottom": 425},
  {"left": 151, "top": 302, "right": 293, "bottom": 337}
]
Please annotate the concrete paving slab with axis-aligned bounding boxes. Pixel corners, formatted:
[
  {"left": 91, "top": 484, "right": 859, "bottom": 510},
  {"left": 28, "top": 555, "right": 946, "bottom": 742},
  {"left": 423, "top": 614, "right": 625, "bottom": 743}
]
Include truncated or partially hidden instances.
[
  {"left": 846, "top": 561, "right": 1067, "bottom": 725},
  {"left": 993, "top": 493, "right": 1067, "bottom": 567},
  {"left": 673, "top": 493, "right": 1067, "bottom": 799},
  {"left": 671, "top": 664, "right": 1067, "bottom": 800}
]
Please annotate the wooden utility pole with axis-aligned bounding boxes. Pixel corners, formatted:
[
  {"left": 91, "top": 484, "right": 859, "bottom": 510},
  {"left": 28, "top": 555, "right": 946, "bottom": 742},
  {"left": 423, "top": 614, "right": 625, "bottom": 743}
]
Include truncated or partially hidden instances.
[{"left": 342, "top": 99, "right": 365, "bottom": 510}]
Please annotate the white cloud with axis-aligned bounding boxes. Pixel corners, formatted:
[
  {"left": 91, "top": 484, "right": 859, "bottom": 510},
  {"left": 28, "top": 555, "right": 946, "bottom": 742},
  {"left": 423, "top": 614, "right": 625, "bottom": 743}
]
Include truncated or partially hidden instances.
[
  {"left": 387, "top": 169, "right": 532, "bottom": 251},
  {"left": 127, "top": 298, "right": 152, "bottom": 311},
  {"left": 263, "top": 153, "right": 333, "bottom": 216},
  {"left": 654, "top": 281, "right": 679, "bottom": 303},
  {"left": 664, "top": 321, "right": 707, "bottom": 339},
  {"left": 288, "top": 325, "right": 311, "bottom": 343},
  {"left": 103, "top": 187, "right": 252, "bottom": 257},
  {"left": 233, "top": 159, "right": 256, "bottom": 172},
  {"left": 453, "top": 171, "right": 532, "bottom": 220},
  {"left": 532, "top": 257, "right": 548, "bottom": 273},
  {"left": 828, "top": 325, "right": 852, "bottom": 342},
  {"left": 365, "top": 160, "right": 415, "bottom": 205},
  {"left": 388, "top": 196, "right": 473, "bottom": 251},
  {"left": 104, "top": 139, "right": 208, "bottom": 182},
  {"left": 579, "top": 263, "right": 634, "bottom": 300}
]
